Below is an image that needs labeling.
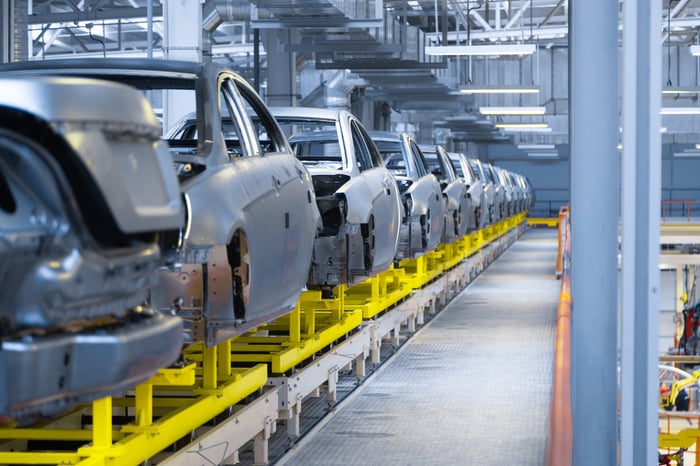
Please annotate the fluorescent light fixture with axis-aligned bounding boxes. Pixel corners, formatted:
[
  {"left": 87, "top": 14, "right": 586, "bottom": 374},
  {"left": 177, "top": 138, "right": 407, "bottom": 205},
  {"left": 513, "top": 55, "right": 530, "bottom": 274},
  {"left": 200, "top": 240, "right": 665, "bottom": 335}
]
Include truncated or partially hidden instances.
[
  {"left": 496, "top": 123, "right": 551, "bottom": 132},
  {"left": 480, "top": 106, "right": 546, "bottom": 116},
  {"left": 660, "top": 107, "right": 700, "bottom": 115},
  {"left": 518, "top": 144, "right": 555, "bottom": 150},
  {"left": 662, "top": 87, "right": 700, "bottom": 94},
  {"left": 425, "top": 44, "right": 536, "bottom": 56},
  {"left": 691, "top": 45, "right": 700, "bottom": 56},
  {"left": 460, "top": 86, "right": 540, "bottom": 94},
  {"left": 616, "top": 144, "right": 623, "bottom": 150},
  {"left": 673, "top": 151, "right": 700, "bottom": 157},
  {"left": 527, "top": 152, "right": 558, "bottom": 158},
  {"left": 695, "top": 143, "right": 700, "bottom": 149},
  {"left": 661, "top": 126, "right": 668, "bottom": 133}
]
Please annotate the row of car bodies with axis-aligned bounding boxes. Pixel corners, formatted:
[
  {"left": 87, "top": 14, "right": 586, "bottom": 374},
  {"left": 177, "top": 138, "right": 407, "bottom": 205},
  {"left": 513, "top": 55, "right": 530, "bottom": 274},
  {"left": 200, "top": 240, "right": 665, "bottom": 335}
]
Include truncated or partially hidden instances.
[{"left": 0, "top": 58, "right": 532, "bottom": 420}]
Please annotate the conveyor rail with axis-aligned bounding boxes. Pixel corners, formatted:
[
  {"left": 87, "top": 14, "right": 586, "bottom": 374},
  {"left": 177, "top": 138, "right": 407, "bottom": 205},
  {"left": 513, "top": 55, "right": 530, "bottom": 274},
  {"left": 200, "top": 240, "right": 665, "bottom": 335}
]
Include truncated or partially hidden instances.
[{"left": 0, "top": 213, "right": 527, "bottom": 465}]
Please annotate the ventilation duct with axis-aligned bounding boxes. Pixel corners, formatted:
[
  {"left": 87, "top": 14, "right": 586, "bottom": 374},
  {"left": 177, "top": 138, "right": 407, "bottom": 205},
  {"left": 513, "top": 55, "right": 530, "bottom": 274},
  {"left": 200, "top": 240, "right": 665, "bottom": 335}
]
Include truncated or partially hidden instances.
[{"left": 202, "top": 0, "right": 250, "bottom": 32}]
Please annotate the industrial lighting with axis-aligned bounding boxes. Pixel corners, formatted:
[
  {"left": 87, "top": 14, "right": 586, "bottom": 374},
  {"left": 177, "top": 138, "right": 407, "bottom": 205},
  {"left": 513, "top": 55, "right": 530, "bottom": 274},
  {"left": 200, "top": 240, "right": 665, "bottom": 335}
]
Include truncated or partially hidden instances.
[
  {"left": 690, "top": 45, "right": 700, "bottom": 56},
  {"left": 517, "top": 144, "right": 555, "bottom": 150},
  {"left": 480, "top": 106, "right": 546, "bottom": 116},
  {"left": 660, "top": 107, "right": 700, "bottom": 115},
  {"left": 459, "top": 86, "right": 540, "bottom": 94},
  {"left": 425, "top": 44, "right": 536, "bottom": 56},
  {"left": 695, "top": 143, "right": 700, "bottom": 149},
  {"left": 496, "top": 123, "right": 551, "bottom": 132},
  {"left": 527, "top": 152, "right": 558, "bottom": 158},
  {"left": 673, "top": 150, "right": 700, "bottom": 157},
  {"left": 662, "top": 87, "right": 700, "bottom": 94}
]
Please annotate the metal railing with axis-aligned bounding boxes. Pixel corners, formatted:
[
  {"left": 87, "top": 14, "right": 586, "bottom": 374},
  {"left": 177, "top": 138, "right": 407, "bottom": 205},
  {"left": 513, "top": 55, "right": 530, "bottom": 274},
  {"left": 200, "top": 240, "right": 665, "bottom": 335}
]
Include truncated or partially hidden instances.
[
  {"left": 662, "top": 199, "right": 698, "bottom": 222},
  {"left": 547, "top": 206, "right": 573, "bottom": 466}
]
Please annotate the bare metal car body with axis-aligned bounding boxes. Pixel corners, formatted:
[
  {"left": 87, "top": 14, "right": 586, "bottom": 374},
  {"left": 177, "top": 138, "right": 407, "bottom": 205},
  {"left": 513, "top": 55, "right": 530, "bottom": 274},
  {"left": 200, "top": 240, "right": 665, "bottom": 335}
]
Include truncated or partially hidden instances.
[
  {"left": 469, "top": 158, "right": 497, "bottom": 224},
  {"left": 419, "top": 145, "right": 469, "bottom": 242},
  {"left": 2, "top": 59, "right": 321, "bottom": 347},
  {"left": 493, "top": 166, "right": 515, "bottom": 217},
  {"left": 448, "top": 152, "right": 486, "bottom": 230},
  {"left": 369, "top": 131, "right": 444, "bottom": 260},
  {"left": 0, "top": 76, "right": 183, "bottom": 419},
  {"left": 482, "top": 162, "right": 506, "bottom": 221},
  {"left": 270, "top": 107, "right": 401, "bottom": 288}
]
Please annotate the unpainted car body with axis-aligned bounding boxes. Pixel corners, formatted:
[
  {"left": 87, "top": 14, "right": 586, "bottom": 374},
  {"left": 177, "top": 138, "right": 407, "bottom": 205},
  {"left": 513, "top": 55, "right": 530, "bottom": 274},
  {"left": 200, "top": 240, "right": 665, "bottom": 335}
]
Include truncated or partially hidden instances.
[
  {"left": 419, "top": 145, "right": 469, "bottom": 242},
  {"left": 481, "top": 161, "right": 506, "bottom": 222},
  {"left": 270, "top": 107, "right": 402, "bottom": 288},
  {"left": 447, "top": 152, "right": 486, "bottom": 230},
  {"left": 1, "top": 59, "right": 321, "bottom": 347},
  {"left": 0, "top": 76, "right": 183, "bottom": 420},
  {"left": 468, "top": 158, "right": 497, "bottom": 224},
  {"left": 369, "top": 131, "right": 444, "bottom": 260},
  {"left": 493, "top": 166, "right": 515, "bottom": 217}
]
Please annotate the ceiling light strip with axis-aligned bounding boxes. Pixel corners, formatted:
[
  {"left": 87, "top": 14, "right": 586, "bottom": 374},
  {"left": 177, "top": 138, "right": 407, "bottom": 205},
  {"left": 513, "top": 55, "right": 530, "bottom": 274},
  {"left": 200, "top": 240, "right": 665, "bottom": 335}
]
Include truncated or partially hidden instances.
[
  {"left": 425, "top": 44, "right": 536, "bottom": 56},
  {"left": 459, "top": 86, "right": 540, "bottom": 94},
  {"left": 660, "top": 107, "right": 700, "bottom": 115},
  {"left": 480, "top": 106, "right": 546, "bottom": 115}
]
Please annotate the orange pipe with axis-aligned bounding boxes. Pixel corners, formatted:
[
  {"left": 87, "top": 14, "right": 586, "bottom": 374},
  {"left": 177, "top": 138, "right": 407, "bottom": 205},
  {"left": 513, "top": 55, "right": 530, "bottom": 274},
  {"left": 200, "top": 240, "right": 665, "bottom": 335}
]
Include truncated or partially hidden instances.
[{"left": 548, "top": 215, "right": 573, "bottom": 466}]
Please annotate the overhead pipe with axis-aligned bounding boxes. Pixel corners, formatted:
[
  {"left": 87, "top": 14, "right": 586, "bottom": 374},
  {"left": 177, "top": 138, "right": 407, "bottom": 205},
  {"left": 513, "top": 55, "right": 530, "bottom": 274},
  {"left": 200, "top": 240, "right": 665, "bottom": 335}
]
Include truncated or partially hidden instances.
[{"left": 202, "top": 0, "right": 250, "bottom": 32}]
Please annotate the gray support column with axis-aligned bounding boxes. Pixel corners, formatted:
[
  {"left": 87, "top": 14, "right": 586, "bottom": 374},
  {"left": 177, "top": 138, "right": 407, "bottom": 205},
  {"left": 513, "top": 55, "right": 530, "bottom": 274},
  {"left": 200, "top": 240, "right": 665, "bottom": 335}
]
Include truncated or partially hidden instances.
[
  {"left": 569, "top": 1, "right": 618, "bottom": 464},
  {"left": 262, "top": 29, "right": 296, "bottom": 106},
  {"left": 162, "top": 0, "right": 202, "bottom": 131},
  {"left": 0, "top": 0, "right": 11, "bottom": 63},
  {"left": 13, "top": 0, "right": 26, "bottom": 61},
  {"left": 619, "top": 1, "right": 662, "bottom": 464}
]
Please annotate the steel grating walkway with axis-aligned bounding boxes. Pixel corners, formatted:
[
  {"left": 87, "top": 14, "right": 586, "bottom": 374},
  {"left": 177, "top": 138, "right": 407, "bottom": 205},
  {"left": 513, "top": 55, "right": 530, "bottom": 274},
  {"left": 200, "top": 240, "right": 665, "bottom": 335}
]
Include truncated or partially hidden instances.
[{"left": 280, "top": 228, "right": 560, "bottom": 466}]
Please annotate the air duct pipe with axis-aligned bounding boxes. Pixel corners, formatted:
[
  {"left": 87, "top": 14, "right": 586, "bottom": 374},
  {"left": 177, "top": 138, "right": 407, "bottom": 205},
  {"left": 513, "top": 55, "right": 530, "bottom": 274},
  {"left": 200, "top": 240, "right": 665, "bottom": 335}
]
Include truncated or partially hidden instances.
[{"left": 202, "top": 0, "right": 250, "bottom": 32}]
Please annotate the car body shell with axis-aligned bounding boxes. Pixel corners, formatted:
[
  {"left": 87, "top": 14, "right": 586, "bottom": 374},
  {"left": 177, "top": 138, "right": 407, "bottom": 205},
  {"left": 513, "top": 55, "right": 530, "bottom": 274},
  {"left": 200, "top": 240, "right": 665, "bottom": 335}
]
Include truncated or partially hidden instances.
[
  {"left": 0, "top": 76, "right": 183, "bottom": 419},
  {"left": 0, "top": 59, "right": 321, "bottom": 347},
  {"left": 481, "top": 161, "right": 506, "bottom": 222},
  {"left": 447, "top": 152, "right": 486, "bottom": 230},
  {"left": 270, "top": 107, "right": 402, "bottom": 288},
  {"left": 419, "top": 144, "right": 470, "bottom": 242},
  {"left": 493, "top": 166, "right": 515, "bottom": 217},
  {"left": 369, "top": 131, "right": 444, "bottom": 260},
  {"left": 468, "top": 158, "right": 497, "bottom": 224}
]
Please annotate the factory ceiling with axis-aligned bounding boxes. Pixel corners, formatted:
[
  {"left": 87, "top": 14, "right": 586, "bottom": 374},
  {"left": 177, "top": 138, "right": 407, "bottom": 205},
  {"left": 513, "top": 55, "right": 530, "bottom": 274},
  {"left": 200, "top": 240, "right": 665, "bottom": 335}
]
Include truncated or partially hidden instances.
[{"left": 18, "top": 0, "right": 700, "bottom": 146}]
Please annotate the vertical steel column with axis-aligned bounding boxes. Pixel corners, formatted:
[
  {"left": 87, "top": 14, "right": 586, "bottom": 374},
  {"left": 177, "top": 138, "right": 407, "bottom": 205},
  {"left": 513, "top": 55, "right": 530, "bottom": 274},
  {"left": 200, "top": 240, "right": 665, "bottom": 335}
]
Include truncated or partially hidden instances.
[
  {"left": 162, "top": 0, "right": 202, "bottom": 131},
  {"left": 620, "top": 1, "right": 662, "bottom": 464},
  {"left": 146, "top": 0, "right": 153, "bottom": 58},
  {"left": 0, "top": 0, "right": 10, "bottom": 63},
  {"left": 262, "top": 29, "right": 296, "bottom": 106},
  {"left": 568, "top": 1, "right": 618, "bottom": 464}
]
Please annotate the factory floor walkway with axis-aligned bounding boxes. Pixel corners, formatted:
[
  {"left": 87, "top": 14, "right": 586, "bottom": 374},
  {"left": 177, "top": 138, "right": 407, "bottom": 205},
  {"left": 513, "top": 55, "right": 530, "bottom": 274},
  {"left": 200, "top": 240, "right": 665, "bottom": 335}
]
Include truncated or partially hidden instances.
[{"left": 280, "top": 228, "right": 560, "bottom": 465}]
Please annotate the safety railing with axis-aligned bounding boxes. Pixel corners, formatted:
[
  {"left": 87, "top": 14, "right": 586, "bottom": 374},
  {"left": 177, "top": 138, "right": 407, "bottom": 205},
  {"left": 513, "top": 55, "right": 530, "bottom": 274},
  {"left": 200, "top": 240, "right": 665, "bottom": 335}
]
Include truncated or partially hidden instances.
[
  {"left": 556, "top": 206, "right": 569, "bottom": 277},
  {"left": 662, "top": 199, "right": 698, "bottom": 223},
  {"left": 658, "top": 411, "right": 700, "bottom": 464},
  {"left": 547, "top": 206, "right": 573, "bottom": 466}
]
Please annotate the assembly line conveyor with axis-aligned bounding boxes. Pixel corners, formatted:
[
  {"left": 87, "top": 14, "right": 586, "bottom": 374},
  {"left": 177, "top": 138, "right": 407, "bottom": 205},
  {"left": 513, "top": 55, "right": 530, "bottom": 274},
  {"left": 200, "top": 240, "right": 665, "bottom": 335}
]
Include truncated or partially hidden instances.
[{"left": 0, "top": 213, "right": 528, "bottom": 466}]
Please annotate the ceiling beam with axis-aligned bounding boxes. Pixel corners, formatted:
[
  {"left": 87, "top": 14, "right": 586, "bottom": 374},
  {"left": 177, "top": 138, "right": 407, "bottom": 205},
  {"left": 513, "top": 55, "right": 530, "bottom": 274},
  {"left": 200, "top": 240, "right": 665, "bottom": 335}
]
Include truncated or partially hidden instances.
[{"left": 28, "top": 6, "right": 163, "bottom": 24}]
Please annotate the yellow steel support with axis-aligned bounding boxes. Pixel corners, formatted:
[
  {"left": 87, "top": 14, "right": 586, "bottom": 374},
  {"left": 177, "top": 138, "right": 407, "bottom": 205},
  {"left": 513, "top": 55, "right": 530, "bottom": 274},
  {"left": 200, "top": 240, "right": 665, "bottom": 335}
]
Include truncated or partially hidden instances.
[
  {"left": 77, "top": 365, "right": 267, "bottom": 465},
  {"left": 345, "top": 264, "right": 412, "bottom": 319},
  {"left": 134, "top": 384, "right": 152, "bottom": 427},
  {"left": 269, "top": 309, "right": 362, "bottom": 373},
  {"left": 147, "top": 364, "right": 197, "bottom": 386},
  {"left": 527, "top": 217, "right": 559, "bottom": 227},
  {"left": 0, "top": 452, "right": 84, "bottom": 464},
  {"left": 218, "top": 339, "right": 232, "bottom": 378},
  {"left": 290, "top": 301, "right": 301, "bottom": 343},
  {"left": 92, "top": 397, "right": 112, "bottom": 450},
  {"left": 202, "top": 345, "right": 218, "bottom": 390}
]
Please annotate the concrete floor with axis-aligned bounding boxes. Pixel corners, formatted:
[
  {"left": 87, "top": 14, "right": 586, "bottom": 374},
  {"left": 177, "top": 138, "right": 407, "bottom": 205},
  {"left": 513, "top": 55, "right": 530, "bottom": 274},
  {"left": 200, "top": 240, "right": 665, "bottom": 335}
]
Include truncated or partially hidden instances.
[{"left": 279, "top": 228, "right": 560, "bottom": 466}]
